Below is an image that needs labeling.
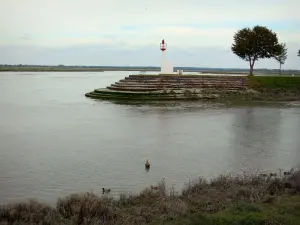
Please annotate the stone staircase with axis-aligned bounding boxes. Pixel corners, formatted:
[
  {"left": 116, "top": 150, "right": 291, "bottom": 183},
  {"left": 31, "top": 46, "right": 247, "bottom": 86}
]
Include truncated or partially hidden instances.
[
  {"left": 85, "top": 74, "right": 248, "bottom": 100},
  {"left": 106, "top": 75, "right": 247, "bottom": 92}
]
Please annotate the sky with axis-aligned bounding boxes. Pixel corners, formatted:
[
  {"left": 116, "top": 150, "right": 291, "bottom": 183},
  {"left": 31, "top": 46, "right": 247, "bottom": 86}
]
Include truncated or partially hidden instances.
[{"left": 0, "top": 0, "right": 300, "bottom": 69}]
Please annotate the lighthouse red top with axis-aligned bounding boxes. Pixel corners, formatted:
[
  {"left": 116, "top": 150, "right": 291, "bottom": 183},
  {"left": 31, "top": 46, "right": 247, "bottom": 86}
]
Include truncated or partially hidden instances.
[{"left": 160, "top": 39, "right": 167, "bottom": 51}]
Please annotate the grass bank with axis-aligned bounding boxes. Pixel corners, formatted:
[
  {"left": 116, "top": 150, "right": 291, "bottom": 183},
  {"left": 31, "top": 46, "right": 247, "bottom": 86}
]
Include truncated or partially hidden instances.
[
  {"left": 248, "top": 76, "right": 300, "bottom": 90},
  {"left": 242, "top": 76, "right": 300, "bottom": 101},
  {"left": 1, "top": 169, "right": 299, "bottom": 225}
]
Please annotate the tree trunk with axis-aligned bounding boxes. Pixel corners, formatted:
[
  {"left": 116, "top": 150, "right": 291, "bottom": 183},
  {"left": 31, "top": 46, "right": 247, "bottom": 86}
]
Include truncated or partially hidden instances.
[
  {"left": 249, "top": 61, "right": 255, "bottom": 76},
  {"left": 279, "top": 63, "right": 282, "bottom": 76}
]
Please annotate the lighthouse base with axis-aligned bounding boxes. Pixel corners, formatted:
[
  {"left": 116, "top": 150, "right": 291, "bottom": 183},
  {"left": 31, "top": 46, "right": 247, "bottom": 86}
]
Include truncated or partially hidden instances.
[{"left": 159, "top": 61, "right": 174, "bottom": 74}]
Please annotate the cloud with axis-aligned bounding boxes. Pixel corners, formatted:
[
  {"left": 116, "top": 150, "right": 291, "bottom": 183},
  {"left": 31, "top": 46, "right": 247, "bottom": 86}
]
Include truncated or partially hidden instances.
[
  {"left": 19, "top": 33, "right": 32, "bottom": 40},
  {"left": 121, "top": 26, "right": 139, "bottom": 30},
  {"left": 0, "top": 0, "right": 299, "bottom": 68}
]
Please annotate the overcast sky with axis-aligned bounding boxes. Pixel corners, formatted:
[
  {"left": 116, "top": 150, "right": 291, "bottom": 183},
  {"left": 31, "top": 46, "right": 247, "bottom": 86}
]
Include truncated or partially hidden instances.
[{"left": 1, "top": 0, "right": 299, "bottom": 69}]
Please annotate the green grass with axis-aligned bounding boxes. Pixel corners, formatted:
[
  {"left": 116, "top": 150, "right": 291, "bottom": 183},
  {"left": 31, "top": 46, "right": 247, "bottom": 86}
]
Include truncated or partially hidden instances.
[
  {"left": 159, "top": 196, "right": 300, "bottom": 225},
  {"left": 247, "top": 76, "right": 300, "bottom": 90}
]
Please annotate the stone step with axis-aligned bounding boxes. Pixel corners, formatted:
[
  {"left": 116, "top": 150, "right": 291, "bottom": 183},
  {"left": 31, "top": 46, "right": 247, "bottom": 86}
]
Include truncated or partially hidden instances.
[
  {"left": 127, "top": 75, "right": 246, "bottom": 79},
  {"left": 124, "top": 77, "right": 245, "bottom": 82},
  {"left": 107, "top": 86, "right": 163, "bottom": 92},
  {"left": 114, "top": 82, "right": 244, "bottom": 86},
  {"left": 86, "top": 90, "right": 219, "bottom": 100},
  {"left": 107, "top": 86, "right": 243, "bottom": 92},
  {"left": 122, "top": 80, "right": 246, "bottom": 85},
  {"left": 94, "top": 88, "right": 161, "bottom": 95},
  {"left": 111, "top": 84, "right": 244, "bottom": 89},
  {"left": 118, "top": 79, "right": 244, "bottom": 83}
]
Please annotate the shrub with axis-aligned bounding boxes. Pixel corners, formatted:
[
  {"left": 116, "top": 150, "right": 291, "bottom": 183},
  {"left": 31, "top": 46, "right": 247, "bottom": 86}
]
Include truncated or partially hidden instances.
[
  {"left": 56, "top": 192, "right": 117, "bottom": 224},
  {"left": 0, "top": 200, "right": 56, "bottom": 225}
]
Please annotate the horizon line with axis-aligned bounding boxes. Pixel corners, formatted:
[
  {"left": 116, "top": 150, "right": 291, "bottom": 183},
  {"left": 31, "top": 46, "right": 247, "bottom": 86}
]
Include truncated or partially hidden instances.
[{"left": 0, "top": 64, "right": 300, "bottom": 71}]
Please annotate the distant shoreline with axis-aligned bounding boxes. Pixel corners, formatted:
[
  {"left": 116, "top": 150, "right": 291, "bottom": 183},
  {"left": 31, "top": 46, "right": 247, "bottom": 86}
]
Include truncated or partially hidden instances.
[
  {"left": 1, "top": 66, "right": 300, "bottom": 75},
  {"left": 0, "top": 68, "right": 105, "bottom": 72}
]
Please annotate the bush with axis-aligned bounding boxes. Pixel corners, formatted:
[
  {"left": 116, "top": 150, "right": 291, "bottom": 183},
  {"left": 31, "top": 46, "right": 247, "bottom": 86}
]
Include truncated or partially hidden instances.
[
  {"left": 0, "top": 200, "right": 56, "bottom": 225},
  {"left": 56, "top": 192, "right": 117, "bottom": 224}
]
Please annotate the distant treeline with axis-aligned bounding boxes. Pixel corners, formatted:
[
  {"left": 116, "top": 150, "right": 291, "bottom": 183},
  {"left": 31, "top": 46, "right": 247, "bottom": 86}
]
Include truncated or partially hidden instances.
[{"left": 0, "top": 64, "right": 299, "bottom": 75}]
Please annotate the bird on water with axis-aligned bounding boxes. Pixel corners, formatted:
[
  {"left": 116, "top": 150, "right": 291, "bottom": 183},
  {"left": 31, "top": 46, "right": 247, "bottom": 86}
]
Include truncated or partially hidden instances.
[
  {"left": 145, "top": 159, "right": 150, "bottom": 169},
  {"left": 102, "top": 188, "right": 111, "bottom": 194}
]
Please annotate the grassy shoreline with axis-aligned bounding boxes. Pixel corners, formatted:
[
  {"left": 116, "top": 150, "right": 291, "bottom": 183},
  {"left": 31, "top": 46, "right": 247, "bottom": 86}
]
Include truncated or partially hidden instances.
[{"left": 1, "top": 169, "right": 299, "bottom": 225}]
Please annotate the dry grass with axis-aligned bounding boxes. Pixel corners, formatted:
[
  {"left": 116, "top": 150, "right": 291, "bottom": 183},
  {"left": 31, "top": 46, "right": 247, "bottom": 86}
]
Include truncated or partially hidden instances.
[
  {"left": 0, "top": 200, "right": 57, "bottom": 225},
  {"left": 1, "top": 169, "right": 300, "bottom": 225}
]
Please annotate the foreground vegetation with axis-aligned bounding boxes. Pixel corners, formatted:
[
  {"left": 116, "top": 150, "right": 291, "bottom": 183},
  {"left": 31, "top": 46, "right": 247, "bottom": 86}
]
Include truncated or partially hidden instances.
[{"left": 1, "top": 169, "right": 299, "bottom": 225}]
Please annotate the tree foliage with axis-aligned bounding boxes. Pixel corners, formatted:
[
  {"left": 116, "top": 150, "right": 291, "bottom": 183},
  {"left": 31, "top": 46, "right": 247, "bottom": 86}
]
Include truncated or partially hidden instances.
[
  {"left": 231, "top": 25, "right": 281, "bottom": 75},
  {"left": 274, "top": 43, "right": 287, "bottom": 64},
  {"left": 274, "top": 43, "right": 287, "bottom": 75}
]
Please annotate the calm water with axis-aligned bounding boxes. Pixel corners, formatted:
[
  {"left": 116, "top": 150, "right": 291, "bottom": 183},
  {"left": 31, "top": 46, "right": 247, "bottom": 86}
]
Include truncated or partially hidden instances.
[{"left": 0, "top": 71, "right": 300, "bottom": 205}]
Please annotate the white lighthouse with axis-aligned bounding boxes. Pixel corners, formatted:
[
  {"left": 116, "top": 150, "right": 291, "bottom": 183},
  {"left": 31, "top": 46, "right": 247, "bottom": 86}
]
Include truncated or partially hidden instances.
[{"left": 159, "top": 39, "right": 173, "bottom": 74}]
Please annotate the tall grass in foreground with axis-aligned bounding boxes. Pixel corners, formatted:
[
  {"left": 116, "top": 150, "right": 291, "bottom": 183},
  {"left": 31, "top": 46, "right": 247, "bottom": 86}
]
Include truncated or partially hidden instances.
[{"left": 0, "top": 169, "right": 300, "bottom": 225}]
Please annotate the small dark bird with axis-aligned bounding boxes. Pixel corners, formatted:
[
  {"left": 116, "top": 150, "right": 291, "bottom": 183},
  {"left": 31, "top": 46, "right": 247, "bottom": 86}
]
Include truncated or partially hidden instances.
[
  {"left": 145, "top": 159, "right": 150, "bottom": 169},
  {"left": 102, "top": 188, "right": 111, "bottom": 194}
]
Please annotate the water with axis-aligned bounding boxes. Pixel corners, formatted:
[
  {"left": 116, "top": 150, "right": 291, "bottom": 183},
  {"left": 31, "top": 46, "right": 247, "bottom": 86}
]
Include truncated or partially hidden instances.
[{"left": 0, "top": 71, "right": 299, "bottom": 205}]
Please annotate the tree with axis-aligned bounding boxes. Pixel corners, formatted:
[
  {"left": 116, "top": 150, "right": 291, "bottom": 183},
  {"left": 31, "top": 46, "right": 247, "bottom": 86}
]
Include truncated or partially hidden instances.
[
  {"left": 298, "top": 50, "right": 300, "bottom": 57},
  {"left": 274, "top": 43, "right": 287, "bottom": 76},
  {"left": 231, "top": 25, "right": 281, "bottom": 76}
]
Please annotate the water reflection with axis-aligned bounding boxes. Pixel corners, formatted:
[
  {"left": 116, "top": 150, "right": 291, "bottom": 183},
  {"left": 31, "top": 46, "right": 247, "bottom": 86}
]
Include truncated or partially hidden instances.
[
  {"left": 296, "top": 111, "right": 300, "bottom": 165},
  {"left": 229, "top": 107, "right": 299, "bottom": 174},
  {"left": 277, "top": 108, "right": 300, "bottom": 169}
]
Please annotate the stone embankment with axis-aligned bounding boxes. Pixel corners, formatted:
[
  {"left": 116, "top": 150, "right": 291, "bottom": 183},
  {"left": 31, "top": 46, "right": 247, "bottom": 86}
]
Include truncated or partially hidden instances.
[{"left": 85, "top": 75, "right": 249, "bottom": 100}]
